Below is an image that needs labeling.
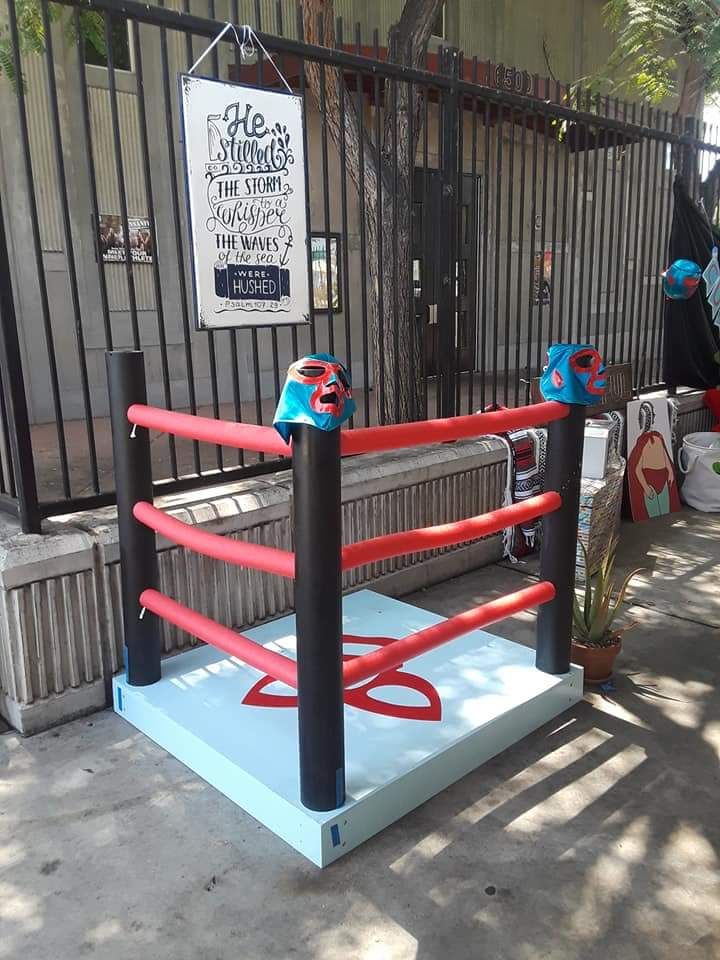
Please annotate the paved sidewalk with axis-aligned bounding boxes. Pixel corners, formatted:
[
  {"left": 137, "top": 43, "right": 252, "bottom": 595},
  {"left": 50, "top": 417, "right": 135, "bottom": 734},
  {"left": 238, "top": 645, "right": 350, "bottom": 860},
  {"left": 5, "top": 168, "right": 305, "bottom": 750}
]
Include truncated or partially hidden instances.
[{"left": 1, "top": 510, "right": 719, "bottom": 960}]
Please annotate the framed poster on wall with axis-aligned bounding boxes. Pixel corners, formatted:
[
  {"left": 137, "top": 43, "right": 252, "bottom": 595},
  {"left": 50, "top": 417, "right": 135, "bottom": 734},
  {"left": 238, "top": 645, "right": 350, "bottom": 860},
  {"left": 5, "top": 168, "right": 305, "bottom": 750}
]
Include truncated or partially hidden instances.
[
  {"left": 179, "top": 74, "right": 310, "bottom": 329},
  {"left": 310, "top": 233, "right": 342, "bottom": 312},
  {"left": 99, "top": 215, "right": 153, "bottom": 263}
]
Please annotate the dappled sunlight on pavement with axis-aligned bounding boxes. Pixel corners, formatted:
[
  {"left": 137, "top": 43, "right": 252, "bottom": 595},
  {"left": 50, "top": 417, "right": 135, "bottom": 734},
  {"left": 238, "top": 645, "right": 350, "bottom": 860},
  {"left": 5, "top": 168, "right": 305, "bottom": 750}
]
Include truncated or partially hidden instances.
[{"left": 1, "top": 510, "right": 719, "bottom": 959}]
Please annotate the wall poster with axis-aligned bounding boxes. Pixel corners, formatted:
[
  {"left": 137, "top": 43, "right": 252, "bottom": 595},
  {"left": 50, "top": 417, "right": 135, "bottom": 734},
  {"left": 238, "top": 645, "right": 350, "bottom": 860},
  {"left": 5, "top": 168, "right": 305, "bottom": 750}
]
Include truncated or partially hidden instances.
[
  {"left": 532, "top": 250, "right": 552, "bottom": 306},
  {"left": 99, "top": 215, "right": 153, "bottom": 263},
  {"left": 179, "top": 74, "right": 310, "bottom": 329}
]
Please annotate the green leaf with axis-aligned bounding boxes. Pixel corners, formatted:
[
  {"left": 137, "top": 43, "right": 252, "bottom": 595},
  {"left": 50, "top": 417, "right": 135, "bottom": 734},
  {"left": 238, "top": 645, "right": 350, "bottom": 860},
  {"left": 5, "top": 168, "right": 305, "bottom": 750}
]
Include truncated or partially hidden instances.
[
  {"left": 606, "top": 567, "right": 645, "bottom": 631},
  {"left": 589, "top": 0, "right": 720, "bottom": 102}
]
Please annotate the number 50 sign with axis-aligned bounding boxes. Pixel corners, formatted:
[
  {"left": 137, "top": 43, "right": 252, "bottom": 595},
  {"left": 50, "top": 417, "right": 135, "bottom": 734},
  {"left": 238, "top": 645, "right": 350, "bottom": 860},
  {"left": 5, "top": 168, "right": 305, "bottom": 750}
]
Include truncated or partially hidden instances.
[{"left": 179, "top": 74, "right": 310, "bottom": 329}]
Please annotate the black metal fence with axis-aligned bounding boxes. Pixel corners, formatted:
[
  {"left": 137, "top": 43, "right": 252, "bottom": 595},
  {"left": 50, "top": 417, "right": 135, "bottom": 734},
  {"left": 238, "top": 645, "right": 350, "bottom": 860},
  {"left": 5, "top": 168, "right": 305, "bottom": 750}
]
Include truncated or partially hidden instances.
[{"left": 0, "top": 0, "right": 719, "bottom": 532}]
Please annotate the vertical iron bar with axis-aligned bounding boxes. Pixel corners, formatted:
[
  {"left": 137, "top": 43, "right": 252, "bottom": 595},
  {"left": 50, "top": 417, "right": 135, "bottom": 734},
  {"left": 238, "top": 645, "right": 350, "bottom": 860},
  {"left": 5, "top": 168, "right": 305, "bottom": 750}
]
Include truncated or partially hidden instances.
[
  {"left": 583, "top": 95, "right": 599, "bottom": 344},
  {"left": 575, "top": 91, "right": 591, "bottom": 343},
  {"left": 557, "top": 86, "right": 571, "bottom": 343},
  {"left": 638, "top": 110, "right": 662, "bottom": 388},
  {"left": 183, "top": 11, "right": 222, "bottom": 471},
  {"left": 41, "top": 4, "right": 100, "bottom": 493},
  {"left": 454, "top": 54, "right": 464, "bottom": 415},
  {"left": 354, "top": 22, "right": 371, "bottom": 426},
  {"left": 601, "top": 100, "right": 619, "bottom": 361},
  {"left": 0, "top": 365, "right": 17, "bottom": 499},
  {"left": 593, "top": 97, "right": 610, "bottom": 352},
  {"left": 629, "top": 106, "right": 649, "bottom": 389},
  {"left": 438, "top": 46, "right": 459, "bottom": 417},
  {"left": 373, "top": 28, "right": 385, "bottom": 421},
  {"left": 493, "top": 87, "right": 504, "bottom": 406},
  {"left": 566, "top": 86, "right": 582, "bottom": 348},
  {"left": 296, "top": 6, "right": 317, "bottom": 355},
  {"left": 535, "top": 79, "right": 550, "bottom": 374},
  {"left": 225, "top": 0, "right": 247, "bottom": 465},
  {"left": 407, "top": 76, "right": 417, "bottom": 420},
  {"left": 502, "top": 105, "right": 515, "bottom": 406},
  {"left": 547, "top": 81, "right": 561, "bottom": 348},
  {"left": 105, "top": 11, "right": 140, "bottom": 348},
  {"left": 421, "top": 77, "right": 431, "bottom": 418},
  {"left": 6, "top": 0, "right": 70, "bottom": 499},
  {"left": 391, "top": 43, "right": 401, "bottom": 422},
  {"left": 468, "top": 64, "right": 479, "bottom": 414},
  {"left": 251, "top": 0, "right": 282, "bottom": 404},
  {"left": 480, "top": 85, "right": 491, "bottom": 410},
  {"left": 652, "top": 112, "right": 674, "bottom": 384},
  {"left": 318, "top": 35, "right": 335, "bottom": 354},
  {"left": 132, "top": 21, "right": 178, "bottom": 478},
  {"left": 525, "top": 87, "right": 539, "bottom": 397},
  {"left": 513, "top": 102, "right": 527, "bottom": 404},
  {"left": 612, "top": 100, "right": 632, "bottom": 364},
  {"left": 336, "top": 18, "right": 354, "bottom": 424},
  {"left": 0, "top": 188, "right": 40, "bottom": 532},
  {"left": 276, "top": 0, "right": 300, "bottom": 378},
  {"left": 158, "top": 13, "right": 201, "bottom": 474},
  {"left": 74, "top": 8, "right": 113, "bottom": 351}
]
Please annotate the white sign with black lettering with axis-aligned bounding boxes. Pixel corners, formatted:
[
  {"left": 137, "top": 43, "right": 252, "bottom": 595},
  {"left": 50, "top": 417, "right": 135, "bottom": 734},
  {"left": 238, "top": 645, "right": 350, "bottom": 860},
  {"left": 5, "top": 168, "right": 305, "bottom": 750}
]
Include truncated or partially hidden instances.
[{"left": 180, "top": 74, "right": 310, "bottom": 329}]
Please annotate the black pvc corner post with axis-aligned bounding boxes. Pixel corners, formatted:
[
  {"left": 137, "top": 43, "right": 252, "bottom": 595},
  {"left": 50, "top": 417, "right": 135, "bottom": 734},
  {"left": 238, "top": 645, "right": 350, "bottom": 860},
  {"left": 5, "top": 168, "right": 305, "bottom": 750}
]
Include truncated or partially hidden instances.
[
  {"left": 291, "top": 423, "right": 345, "bottom": 811},
  {"left": 106, "top": 350, "right": 161, "bottom": 686},
  {"left": 536, "top": 403, "right": 585, "bottom": 674}
]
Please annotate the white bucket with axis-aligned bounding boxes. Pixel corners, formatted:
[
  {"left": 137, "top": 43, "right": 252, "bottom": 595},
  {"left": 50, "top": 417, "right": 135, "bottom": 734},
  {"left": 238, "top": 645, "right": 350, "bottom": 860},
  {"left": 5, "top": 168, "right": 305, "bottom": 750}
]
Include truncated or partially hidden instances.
[{"left": 678, "top": 432, "right": 720, "bottom": 512}]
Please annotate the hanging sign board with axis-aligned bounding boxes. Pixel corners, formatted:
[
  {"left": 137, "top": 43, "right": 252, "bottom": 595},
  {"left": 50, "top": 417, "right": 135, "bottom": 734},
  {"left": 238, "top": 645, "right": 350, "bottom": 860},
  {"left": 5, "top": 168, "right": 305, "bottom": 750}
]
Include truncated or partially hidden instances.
[{"left": 179, "top": 74, "right": 310, "bottom": 329}]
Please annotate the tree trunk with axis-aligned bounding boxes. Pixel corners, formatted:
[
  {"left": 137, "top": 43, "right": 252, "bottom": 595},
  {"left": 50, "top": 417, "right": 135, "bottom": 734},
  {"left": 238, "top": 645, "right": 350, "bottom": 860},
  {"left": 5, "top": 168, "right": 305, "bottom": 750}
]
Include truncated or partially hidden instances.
[
  {"left": 301, "top": 0, "right": 442, "bottom": 423},
  {"left": 676, "top": 58, "right": 705, "bottom": 120}
]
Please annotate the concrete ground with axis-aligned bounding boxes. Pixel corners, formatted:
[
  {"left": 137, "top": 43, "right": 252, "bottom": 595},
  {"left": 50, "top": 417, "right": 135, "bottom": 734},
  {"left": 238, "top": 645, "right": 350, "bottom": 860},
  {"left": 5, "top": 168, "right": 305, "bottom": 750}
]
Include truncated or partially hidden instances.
[{"left": 2, "top": 509, "right": 719, "bottom": 960}]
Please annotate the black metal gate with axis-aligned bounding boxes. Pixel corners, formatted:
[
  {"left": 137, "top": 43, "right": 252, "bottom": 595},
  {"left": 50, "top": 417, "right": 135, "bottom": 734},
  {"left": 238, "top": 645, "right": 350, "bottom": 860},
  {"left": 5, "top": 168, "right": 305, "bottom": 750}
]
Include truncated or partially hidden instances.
[{"left": 0, "top": 0, "right": 719, "bottom": 532}]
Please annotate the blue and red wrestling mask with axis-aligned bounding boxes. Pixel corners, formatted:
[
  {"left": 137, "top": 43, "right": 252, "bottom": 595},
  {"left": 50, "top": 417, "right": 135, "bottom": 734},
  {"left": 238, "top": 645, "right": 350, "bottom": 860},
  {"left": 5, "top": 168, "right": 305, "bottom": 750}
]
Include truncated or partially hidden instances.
[
  {"left": 273, "top": 353, "right": 356, "bottom": 444},
  {"left": 540, "top": 344, "right": 606, "bottom": 405},
  {"left": 662, "top": 259, "right": 702, "bottom": 300}
]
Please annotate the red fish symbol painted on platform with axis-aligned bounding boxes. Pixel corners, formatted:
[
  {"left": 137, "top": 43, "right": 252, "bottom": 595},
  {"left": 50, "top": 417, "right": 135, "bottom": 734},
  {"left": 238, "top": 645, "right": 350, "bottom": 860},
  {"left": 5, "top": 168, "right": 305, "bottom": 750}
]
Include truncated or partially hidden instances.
[{"left": 242, "top": 635, "right": 442, "bottom": 721}]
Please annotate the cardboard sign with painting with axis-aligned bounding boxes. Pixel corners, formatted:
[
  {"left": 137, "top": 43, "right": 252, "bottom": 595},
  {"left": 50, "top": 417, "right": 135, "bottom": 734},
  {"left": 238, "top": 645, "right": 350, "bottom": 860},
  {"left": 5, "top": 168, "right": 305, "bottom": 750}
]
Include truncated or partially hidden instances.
[{"left": 626, "top": 398, "right": 680, "bottom": 521}]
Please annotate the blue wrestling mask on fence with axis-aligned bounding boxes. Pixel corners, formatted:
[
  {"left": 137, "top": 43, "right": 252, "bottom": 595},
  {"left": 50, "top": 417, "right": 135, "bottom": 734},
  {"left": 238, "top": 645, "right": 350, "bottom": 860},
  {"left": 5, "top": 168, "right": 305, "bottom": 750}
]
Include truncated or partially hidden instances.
[
  {"left": 662, "top": 259, "right": 701, "bottom": 300},
  {"left": 273, "top": 353, "right": 356, "bottom": 444},
  {"left": 540, "top": 344, "right": 606, "bottom": 405}
]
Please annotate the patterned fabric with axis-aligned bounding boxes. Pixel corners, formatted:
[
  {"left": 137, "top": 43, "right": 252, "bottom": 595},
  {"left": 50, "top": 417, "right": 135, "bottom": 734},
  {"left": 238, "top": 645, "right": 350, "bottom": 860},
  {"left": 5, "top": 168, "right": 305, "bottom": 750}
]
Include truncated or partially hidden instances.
[{"left": 485, "top": 403, "right": 547, "bottom": 559}]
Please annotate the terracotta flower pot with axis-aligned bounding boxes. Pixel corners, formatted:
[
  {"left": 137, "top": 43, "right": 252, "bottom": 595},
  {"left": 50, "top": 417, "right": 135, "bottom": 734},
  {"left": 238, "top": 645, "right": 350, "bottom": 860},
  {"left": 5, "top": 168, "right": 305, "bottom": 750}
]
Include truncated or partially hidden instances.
[{"left": 571, "top": 638, "right": 622, "bottom": 684}]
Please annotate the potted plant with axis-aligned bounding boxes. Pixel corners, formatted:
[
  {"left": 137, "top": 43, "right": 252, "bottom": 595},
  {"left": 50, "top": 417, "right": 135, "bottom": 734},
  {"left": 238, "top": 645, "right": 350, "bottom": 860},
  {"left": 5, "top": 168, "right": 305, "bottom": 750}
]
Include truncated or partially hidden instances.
[{"left": 571, "top": 538, "right": 643, "bottom": 684}]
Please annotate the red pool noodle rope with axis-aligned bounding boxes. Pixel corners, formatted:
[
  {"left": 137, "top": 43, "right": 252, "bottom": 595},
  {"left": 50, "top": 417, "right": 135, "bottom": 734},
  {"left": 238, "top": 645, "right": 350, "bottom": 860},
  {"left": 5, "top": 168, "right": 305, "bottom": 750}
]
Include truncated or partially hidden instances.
[
  {"left": 140, "top": 588, "right": 298, "bottom": 688},
  {"left": 127, "top": 404, "right": 290, "bottom": 457},
  {"left": 341, "top": 401, "right": 568, "bottom": 456},
  {"left": 133, "top": 502, "right": 295, "bottom": 578},
  {"left": 342, "top": 581, "right": 556, "bottom": 687},
  {"left": 341, "top": 492, "right": 561, "bottom": 570}
]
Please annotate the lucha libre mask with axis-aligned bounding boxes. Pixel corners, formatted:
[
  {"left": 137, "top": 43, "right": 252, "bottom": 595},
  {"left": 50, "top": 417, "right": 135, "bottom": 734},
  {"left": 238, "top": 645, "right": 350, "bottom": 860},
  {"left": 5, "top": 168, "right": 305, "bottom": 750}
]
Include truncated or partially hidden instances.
[
  {"left": 540, "top": 344, "right": 606, "bottom": 405},
  {"left": 662, "top": 259, "right": 702, "bottom": 300},
  {"left": 273, "top": 353, "right": 356, "bottom": 444}
]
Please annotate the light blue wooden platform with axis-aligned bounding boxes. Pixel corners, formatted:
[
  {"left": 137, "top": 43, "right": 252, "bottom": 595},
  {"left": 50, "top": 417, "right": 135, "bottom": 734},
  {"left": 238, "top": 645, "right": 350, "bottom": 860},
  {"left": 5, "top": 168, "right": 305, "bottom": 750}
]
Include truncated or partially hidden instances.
[{"left": 113, "top": 589, "right": 582, "bottom": 866}]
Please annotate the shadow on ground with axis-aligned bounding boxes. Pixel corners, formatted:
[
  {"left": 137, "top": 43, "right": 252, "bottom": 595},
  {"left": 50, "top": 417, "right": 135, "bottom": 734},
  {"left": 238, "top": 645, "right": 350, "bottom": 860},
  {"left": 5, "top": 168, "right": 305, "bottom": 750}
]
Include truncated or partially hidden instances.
[{"left": 1, "top": 511, "right": 719, "bottom": 959}]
